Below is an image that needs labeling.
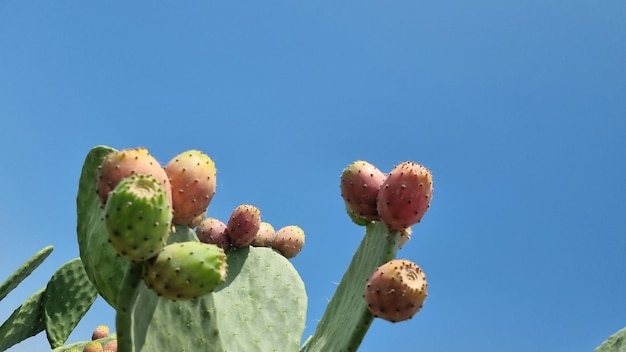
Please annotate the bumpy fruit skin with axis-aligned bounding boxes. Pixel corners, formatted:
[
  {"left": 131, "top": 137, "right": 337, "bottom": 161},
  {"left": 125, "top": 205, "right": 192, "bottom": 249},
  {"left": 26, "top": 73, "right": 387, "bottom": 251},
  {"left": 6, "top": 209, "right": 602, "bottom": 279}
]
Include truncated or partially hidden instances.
[
  {"left": 364, "top": 259, "right": 428, "bottom": 323},
  {"left": 196, "top": 217, "right": 231, "bottom": 250},
  {"left": 142, "top": 241, "right": 227, "bottom": 301},
  {"left": 251, "top": 221, "right": 275, "bottom": 247},
  {"left": 96, "top": 147, "right": 172, "bottom": 207},
  {"left": 377, "top": 161, "right": 433, "bottom": 231},
  {"left": 165, "top": 150, "right": 217, "bottom": 225},
  {"left": 103, "top": 339, "right": 117, "bottom": 352},
  {"left": 91, "top": 325, "right": 109, "bottom": 340},
  {"left": 83, "top": 341, "right": 104, "bottom": 352},
  {"left": 272, "top": 225, "right": 305, "bottom": 259},
  {"left": 344, "top": 201, "right": 371, "bottom": 226},
  {"left": 226, "top": 204, "right": 261, "bottom": 248},
  {"left": 104, "top": 174, "right": 172, "bottom": 262},
  {"left": 340, "top": 161, "right": 386, "bottom": 222}
]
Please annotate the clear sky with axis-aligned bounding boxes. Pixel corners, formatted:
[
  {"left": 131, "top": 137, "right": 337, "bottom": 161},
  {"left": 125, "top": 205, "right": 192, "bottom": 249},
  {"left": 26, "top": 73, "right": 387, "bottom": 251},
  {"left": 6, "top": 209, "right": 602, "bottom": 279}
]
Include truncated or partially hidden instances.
[{"left": 1, "top": 1, "right": 625, "bottom": 351}]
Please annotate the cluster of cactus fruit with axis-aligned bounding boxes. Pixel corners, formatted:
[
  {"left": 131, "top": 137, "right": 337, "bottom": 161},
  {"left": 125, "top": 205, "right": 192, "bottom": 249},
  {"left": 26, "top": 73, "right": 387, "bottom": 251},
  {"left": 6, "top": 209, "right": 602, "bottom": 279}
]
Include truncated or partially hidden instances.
[
  {"left": 96, "top": 148, "right": 304, "bottom": 302},
  {"left": 0, "top": 145, "right": 441, "bottom": 352}
]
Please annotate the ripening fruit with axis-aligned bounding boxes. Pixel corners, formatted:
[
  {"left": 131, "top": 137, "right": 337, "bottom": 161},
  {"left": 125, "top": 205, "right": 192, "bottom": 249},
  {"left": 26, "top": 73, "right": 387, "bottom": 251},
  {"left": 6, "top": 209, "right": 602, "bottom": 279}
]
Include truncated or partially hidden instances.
[
  {"left": 272, "top": 225, "right": 305, "bottom": 259},
  {"left": 340, "top": 160, "right": 386, "bottom": 222}
]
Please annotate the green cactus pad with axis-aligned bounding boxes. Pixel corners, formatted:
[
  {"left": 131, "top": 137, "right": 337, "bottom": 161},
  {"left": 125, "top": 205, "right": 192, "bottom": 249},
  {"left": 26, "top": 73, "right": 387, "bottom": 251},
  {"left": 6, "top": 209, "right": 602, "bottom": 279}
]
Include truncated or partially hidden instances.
[
  {"left": 0, "top": 245, "right": 53, "bottom": 302},
  {"left": 0, "top": 287, "right": 46, "bottom": 351},
  {"left": 116, "top": 225, "right": 307, "bottom": 352},
  {"left": 302, "top": 221, "right": 400, "bottom": 352},
  {"left": 77, "top": 145, "right": 131, "bottom": 309},
  {"left": 594, "top": 326, "right": 626, "bottom": 352},
  {"left": 44, "top": 258, "right": 99, "bottom": 348}
]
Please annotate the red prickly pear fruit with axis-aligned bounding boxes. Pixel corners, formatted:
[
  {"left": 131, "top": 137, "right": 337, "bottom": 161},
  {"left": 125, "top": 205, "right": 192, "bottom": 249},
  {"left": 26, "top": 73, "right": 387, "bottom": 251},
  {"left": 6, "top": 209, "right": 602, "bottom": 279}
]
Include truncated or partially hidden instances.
[
  {"left": 83, "top": 341, "right": 104, "bottom": 352},
  {"left": 251, "top": 221, "right": 275, "bottom": 247},
  {"left": 142, "top": 241, "right": 227, "bottom": 301},
  {"left": 196, "top": 217, "right": 231, "bottom": 251},
  {"left": 363, "top": 259, "right": 428, "bottom": 323},
  {"left": 96, "top": 147, "right": 172, "bottom": 208},
  {"left": 91, "top": 325, "right": 109, "bottom": 340},
  {"left": 104, "top": 174, "right": 172, "bottom": 262},
  {"left": 103, "top": 339, "right": 117, "bottom": 352},
  {"left": 376, "top": 161, "right": 433, "bottom": 231},
  {"left": 226, "top": 204, "right": 261, "bottom": 248},
  {"left": 272, "top": 225, "right": 305, "bottom": 259},
  {"left": 340, "top": 160, "right": 386, "bottom": 222},
  {"left": 165, "top": 150, "right": 217, "bottom": 226}
]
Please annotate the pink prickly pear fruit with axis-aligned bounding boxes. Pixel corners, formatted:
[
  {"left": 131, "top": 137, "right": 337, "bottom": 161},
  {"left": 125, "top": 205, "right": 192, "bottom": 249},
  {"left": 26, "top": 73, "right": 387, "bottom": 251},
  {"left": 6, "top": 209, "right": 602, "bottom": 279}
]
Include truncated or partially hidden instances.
[
  {"left": 142, "top": 241, "right": 227, "bottom": 301},
  {"left": 226, "top": 204, "right": 261, "bottom": 248},
  {"left": 340, "top": 160, "right": 386, "bottom": 222},
  {"left": 103, "top": 339, "right": 117, "bottom": 352},
  {"left": 251, "top": 221, "right": 275, "bottom": 247},
  {"left": 363, "top": 259, "right": 428, "bottom": 323},
  {"left": 272, "top": 225, "right": 305, "bottom": 259},
  {"left": 96, "top": 147, "right": 172, "bottom": 208},
  {"left": 376, "top": 161, "right": 433, "bottom": 231},
  {"left": 165, "top": 150, "right": 217, "bottom": 226},
  {"left": 104, "top": 174, "right": 172, "bottom": 262},
  {"left": 83, "top": 341, "right": 104, "bottom": 352},
  {"left": 91, "top": 325, "right": 109, "bottom": 340},
  {"left": 196, "top": 217, "right": 231, "bottom": 251}
]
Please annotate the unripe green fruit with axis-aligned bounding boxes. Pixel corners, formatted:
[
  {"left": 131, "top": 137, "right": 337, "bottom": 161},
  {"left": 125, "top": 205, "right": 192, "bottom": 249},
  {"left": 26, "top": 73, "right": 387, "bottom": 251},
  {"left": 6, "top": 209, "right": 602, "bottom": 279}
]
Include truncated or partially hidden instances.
[
  {"left": 142, "top": 241, "right": 227, "bottom": 301},
  {"left": 104, "top": 174, "right": 172, "bottom": 262}
]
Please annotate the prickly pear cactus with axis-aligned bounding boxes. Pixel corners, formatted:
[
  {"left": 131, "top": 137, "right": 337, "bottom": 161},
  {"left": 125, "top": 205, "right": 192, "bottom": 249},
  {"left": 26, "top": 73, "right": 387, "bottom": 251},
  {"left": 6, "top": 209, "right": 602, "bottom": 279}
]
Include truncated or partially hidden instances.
[{"left": 78, "top": 145, "right": 307, "bottom": 352}]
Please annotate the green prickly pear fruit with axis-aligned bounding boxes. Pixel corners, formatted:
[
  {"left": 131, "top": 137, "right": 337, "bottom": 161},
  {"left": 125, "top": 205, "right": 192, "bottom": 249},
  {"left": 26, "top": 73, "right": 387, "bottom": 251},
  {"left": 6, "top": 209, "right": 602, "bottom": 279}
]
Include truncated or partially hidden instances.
[
  {"left": 340, "top": 160, "right": 386, "bottom": 222},
  {"left": 103, "top": 339, "right": 117, "bottom": 352},
  {"left": 344, "top": 201, "right": 371, "bottom": 226},
  {"left": 251, "top": 221, "right": 275, "bottom": 247},
  {"left": 272, "top": 225, "right": 305, "bottom": 259},
  {"left": 377, "top": 161, "right": 433, "bottom": 231},
  {"left": 196, "top": 217, "right": 231, "bottom": 251},
  {"left": 91, "top": 325, "right": 109, "bottom": 340},
  {"left": 104, "top": 174, "right": 172, "bottom": 262},
  {"left": 96, "top": 147, "right": 172, "bottom": 208},
  {"left": 165, "top": 150, "right": 217, "bottom": 225},
  {"left": 226, "top": 204, "right": 261, "bottom": 248},
  {"left": 83, "top": 341, "right": 103, "bottom": 352},
  {"left": 142, "top": 241, "right": 227, "bottom": 301},
  {"left": 364, "top": 259, "right": 428, "bottom": 323}
]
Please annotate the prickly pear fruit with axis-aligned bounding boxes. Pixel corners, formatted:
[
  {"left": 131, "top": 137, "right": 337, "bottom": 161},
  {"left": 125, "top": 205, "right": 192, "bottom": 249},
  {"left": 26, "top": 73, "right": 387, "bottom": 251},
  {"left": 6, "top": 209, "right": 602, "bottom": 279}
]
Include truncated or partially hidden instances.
[
  {"left": 104, "top": 174, "right": 172, "bottom": 262},
  {"left": 91, "top": 325, "right": 109, "bottom": 340},
  {"left": 165, "top": 150, "right": 217, "bottom": 225},
  {"left": 96, "top": 147, "right": 172, "bottom": 207},
  {"left": 364, "top": 259, "right": 428, "bottom": 323},
  {"left": 377, "top": 161, "right": 433, "bottom": 231},
  {"left": 142, "top": 241, "right": 227, "bottom": 301},
  {"left": 344, "top": 201, "right": 371, "bottom": 226},
  {"left": 251, "top": 221, "right": 275, "bottom": 247},
  {"left": 340, "top": 160, "right": 386, "bottom": 221},
  {"left": 226, "top": 204, "right": 261, "bottom": 248},
  {"left": 273, "top": 225, "right": 305, "bottom": 259},
  {"left": 83, "top": 341, "right": 103, "bottom": 352},
  {"left": 196, "top": 217, "right": 231, "bottom": 250},
  {"left": 103, "top": 339, "right": 117, "bottom": 352}
]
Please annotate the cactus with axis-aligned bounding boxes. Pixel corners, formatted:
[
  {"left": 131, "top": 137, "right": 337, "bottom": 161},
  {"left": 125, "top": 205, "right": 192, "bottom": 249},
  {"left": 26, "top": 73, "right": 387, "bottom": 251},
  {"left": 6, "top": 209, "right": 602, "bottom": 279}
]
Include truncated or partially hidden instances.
[
  {"left": 1, "top": 145, "right": 439, "bottom": 351},
  {"left": 0, "top": 245, "right": 53, "bottom": 302}
]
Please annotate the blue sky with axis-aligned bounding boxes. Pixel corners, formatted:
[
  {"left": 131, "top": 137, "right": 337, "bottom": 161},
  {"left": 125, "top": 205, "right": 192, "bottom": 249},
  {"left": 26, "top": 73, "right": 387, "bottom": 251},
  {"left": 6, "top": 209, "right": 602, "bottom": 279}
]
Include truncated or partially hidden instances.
[{"left": 1, "top": 1, "right": 625, "bottom": 351}]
